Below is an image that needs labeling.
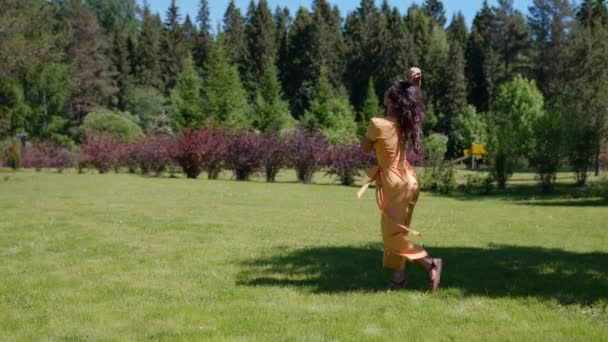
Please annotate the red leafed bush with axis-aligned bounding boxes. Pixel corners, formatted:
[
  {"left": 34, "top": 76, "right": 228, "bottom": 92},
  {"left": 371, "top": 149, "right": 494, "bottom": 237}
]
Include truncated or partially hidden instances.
[
  {"left": 224, "top": 130, "right": 264, "bottom": 181},
  {"left": 132, "top": 134, "right": 175, "bottom": 176},
  {"left": 173, "top": 126, "right": 225, "bottom": 179},
  {"left": 260, "top": 131, "right": 288, "bottom": 182},
  {"left": 79, "top": 132, "right": 120, "bottom": 173},
  {"left": 287, "top": 129, "right": 328, "bottom": 184},
  {"left": 324, "top": 144, "right": 375, "bottom": 185},
  {"left": 115, "top": 141, "right": 138, "bottom": 173},
  {"left": 25, "top": 142, "right": 75, "bottom": 172}
]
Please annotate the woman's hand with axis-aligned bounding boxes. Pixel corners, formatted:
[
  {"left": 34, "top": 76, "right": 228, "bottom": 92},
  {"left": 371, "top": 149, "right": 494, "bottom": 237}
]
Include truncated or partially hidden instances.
[{"left": 408, "top": 67, "right": 422, "bottom": 88}]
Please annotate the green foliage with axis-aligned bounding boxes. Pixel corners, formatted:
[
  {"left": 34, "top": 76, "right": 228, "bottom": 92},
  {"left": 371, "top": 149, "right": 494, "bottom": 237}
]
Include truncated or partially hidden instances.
[
  {"left": 302, "top": 72, "right": 357, "bottom": 144},
  {"left": 533, "top": 111, "right": 563, "bottom": 192},
  {"left": 244, "top": 0, "right": 277, "bottom": 97},
  {"left": 4, "top": 137, "right": 22, "bottom": 169},
  {"left": 489, "top": 75, "right": 545, "bottom": 189},
  {"left": 170, "top": 54, "right": 203, "bottom": 130},
  {"left": 453, "top": 105, "right": 487, "bottom": 154},
  {"left": 127, "top": 87, "right": 169, "bottom": 133},
  {"left": 462, "top": 172, "right": 494, "bottom": 195},
  {"left": 436, "top": 167, "right": 457, "bottom": 194},
  {"left": 135, "top": 4, "right": 164, "bottom": 90},
  {"left": 358, "top": 78, "right": 381, "bottom": 137},
  {"left": 423, "top": 133, "right": 448, "bottom": 175},
  {"left": 83, "top": 108, "right": 143, "bottom": 142},
  {"left": 254, "top": 63, "right": 294, "bottom": 132}
]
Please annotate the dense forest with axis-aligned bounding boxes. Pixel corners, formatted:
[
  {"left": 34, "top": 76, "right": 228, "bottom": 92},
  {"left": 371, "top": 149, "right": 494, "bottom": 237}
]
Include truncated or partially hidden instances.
[{"left": 1, "top": 0, "right": 607, "bottom": 187}]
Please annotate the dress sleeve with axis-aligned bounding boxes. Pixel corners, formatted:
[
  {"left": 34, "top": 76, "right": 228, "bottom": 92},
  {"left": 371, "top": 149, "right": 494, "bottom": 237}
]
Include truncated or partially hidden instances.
[{"left": 366, "top": 118, "right": 381, "bottom": 141}]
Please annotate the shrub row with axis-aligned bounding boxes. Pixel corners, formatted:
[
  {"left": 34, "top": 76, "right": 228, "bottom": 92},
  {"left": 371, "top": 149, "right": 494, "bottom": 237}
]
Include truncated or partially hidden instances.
[{"left": 76, "top": 127, "right": 375, "bottom": 185}]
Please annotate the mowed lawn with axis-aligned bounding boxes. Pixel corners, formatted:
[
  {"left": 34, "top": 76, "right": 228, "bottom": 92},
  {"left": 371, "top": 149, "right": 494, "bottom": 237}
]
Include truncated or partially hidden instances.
[{"left": 1, "top": 169, "right": 607, "bottom": 340}]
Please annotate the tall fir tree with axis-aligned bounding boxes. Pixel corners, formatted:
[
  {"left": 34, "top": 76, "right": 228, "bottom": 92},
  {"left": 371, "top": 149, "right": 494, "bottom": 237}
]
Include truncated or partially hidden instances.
[
  {"left": 223, "top": 0, "right": 248, "bottom": 77},
  {"left": 201, "top": 35, "right": 251, "bottom": 128},
  {"left": 160, "top": 0, "right": 187, "bottom": 93},
  {"left": 254, "top": 62, "right": 293, "bottom": 132},
  {"left": 275, "top": 6, "right": 292, "bottom": 101},
  {"left": 528, "top": 0, "right": 575, "bottom": 101},
  {"left": 170, "top": 53, "right": 203, "bottom": 130},
  {"left": 85, "top": 0, "right": 139, "bottom": 39},
  {"left": 577, "top": 0, "right": 608, "bottom": 25},
  {"left": 244, "top": 0, "right": 277, "bottom": 98},
  {"left": 182, "top": 15, "right": 198, "bottom": 53},
  {"left": 422, "top": 0, "right": 447, "bottom": 27},
  {"left": 110, "top": 27, "right": 134, "bottom": 111},
  {"left": 194, "top": 0, "right": 213, "bottom": 69},
  {"left": 447, "top": 11, "right": 468, "bottom": 48},
  {"left": 358, "top": 77, "right": 381, "bottom": 137},
  {"left": 493, "top": 0, "right": 533, "bottom": 81},
  {"left": 135, "top": 2, "right": 163, "bottom": 90},
  {"left": 311, "top": 0, "right": 345, "bottom": 91}
]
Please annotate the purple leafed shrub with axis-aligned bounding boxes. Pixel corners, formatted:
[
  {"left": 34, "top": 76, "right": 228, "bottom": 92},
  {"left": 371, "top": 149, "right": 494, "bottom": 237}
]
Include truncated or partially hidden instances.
[
  {"left": 324, "top": 144, "right": 375, "bottom": 185},
  {"left": 287, "top": 129, "right": 328, "bottom": 184},
  {"left": 225, "top": 130, "right": 264, "bottom": 181},
  {"left": 173, "top": 126, "right": 225, "bottom": 179},
  {"left": 260, "top": 131, "right": 288, "bottom": 182},
  {"left": 132, "top": 134, "right": 175, "bottom": 176},
  {"left": 115, "top": 142, "right": 138, "bottom": 173},
  {"left": 25, "top": 142, "right": 75, "bottom": 171},
  {"left": 79, "top": 131, "right": 120, "bottom": 173}
]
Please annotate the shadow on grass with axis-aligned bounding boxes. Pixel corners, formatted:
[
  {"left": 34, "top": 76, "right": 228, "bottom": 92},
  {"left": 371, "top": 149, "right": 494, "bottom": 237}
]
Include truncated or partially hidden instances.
[{"left": 237, "top": 244, "right": 608, "bottom": 305}]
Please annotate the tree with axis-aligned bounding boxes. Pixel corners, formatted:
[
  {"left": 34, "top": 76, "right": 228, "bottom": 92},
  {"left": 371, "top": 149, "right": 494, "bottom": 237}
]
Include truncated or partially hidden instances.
[
  {"left": 443, "top": 42, "right": 468, "bottom": 152},
  {"left": 244, "top": 0, "right": 277, "bottom": 97},
  {"left": 85, "top": 0, "right": 139, "bottom": 38},
  {"left": 194, "top": 0, "right": 212, "bottom": 68},
  {"left": 527, "top": 0, "right": 575, "bottom": 100},
  {"left": 83, "top": 108, "right": 143, "bottom": 143},
  {"left": 64, "top": 0, "right": 115, "bottom": 127},
  {"left": 422, "top": 0, "right": 447, "bottom": 27},
  {"left": 359, "top": 77, "right": 381, "bottom": 137},
  {"left": 223, "top": 0, "right": 248, "bottom": 77},
  {"left": 201, "top": 35, "right": 251, "bottom": 128},
  {"left": 126, "top": 86, "right": 168, "bottom": 133},
  {"left": 447, "top": 12, "right": 468, "bottom": 48},
  {"left": 135, "top": 2, "right": 163, "bottom": 90},
  {"left": 170, "top": 54, "right": 203, "bottom": 130},
  {"left": 577, "top": 0, "right": 608, "bottom": 26},
  {"left": 182, "top": 14, "right": 198, "bottom": 52},
  {"left": 160, "top": 0, "right": 187, "bottom": 93},
  {"left": 493, "top": 0, "right": 534, "bottom": 81},
  {"left": 254, "top": 63, "right": 293, "bottom": 132},
  {"left": 110, "top": 27, "right": 134, "bottom": 111},
  {"left": 489, "top": 75, "right": 545, "bottom": 189},
  {"left": 302, "top": 71, "right": 358, "bottom": 144},
  {"left": 453, "top": 105, "right": 487, "bottom": 154}
]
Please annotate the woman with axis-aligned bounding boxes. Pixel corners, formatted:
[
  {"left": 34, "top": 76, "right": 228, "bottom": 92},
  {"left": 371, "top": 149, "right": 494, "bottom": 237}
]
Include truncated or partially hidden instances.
[{"left": 360, "top": 69, "right": 442, "bottom": 290}]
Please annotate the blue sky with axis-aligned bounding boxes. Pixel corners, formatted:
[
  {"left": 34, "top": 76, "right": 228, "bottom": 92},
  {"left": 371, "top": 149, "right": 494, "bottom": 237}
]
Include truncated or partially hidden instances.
[{"left": 142, "top": 0, "right": 535, "bottom": 31}]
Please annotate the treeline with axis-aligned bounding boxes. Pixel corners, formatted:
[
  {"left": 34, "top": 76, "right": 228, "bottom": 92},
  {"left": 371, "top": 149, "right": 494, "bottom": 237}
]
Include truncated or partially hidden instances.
[{"left": 1, "top": 0, "right": 607, "bottom": 190}]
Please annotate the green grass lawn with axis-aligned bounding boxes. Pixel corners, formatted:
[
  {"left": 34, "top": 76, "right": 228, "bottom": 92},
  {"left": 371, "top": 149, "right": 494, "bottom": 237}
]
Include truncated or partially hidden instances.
[{"left": 1, "top": 169, "right": 607, "bottom": 340}]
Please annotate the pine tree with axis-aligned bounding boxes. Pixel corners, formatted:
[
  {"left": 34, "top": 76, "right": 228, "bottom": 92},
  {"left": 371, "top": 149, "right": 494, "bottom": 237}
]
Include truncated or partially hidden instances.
[
  {"left": 182, "top": 15, "right": 198, "bottom": 53},
  {"left": 64, "top": 0, "right": 115, "bottom": 125},
  {"left": 527, "top": 0, "right": 575, "bottom": 100},
  {"left": 311, "top": 0, "right": 345, "bottom": 90},
  {"left": 223, "top": 0, "right": 248, "bottom": 76},
  {"left": 254, "top": 62, "right": 293, "bottom": 132},
  {"left": 170, "top": 53, "right": 203, "bottom": 130},
  {"left": 160, "top": 0, "right": 187, "bottom": 93},
  {"left": 447, "top": 12, "right": 468, "bottom": 48},
  {"left": 422, "top": 0, "right": 447, "bottom": 27},
  {"left": 136, "top": 3, "right": 163, "bottom": 90},
  {"left": 110, "top": 27, "right": 134, "bottom": 111},
  {"left": 577, "top": 0, "right": 608, "bottom": 26},
  {"left": 85, "top": 0, "right": 139, "bottom": 38},
  {"left": 244, "top": 0, "right": 277, "bottom": 97},
  {"left": 493, "top": 0, "right": 533, "bottom": 81},
  {"left": 378, "top": 4, "right": 416, "bottom": 92},
  {"left": 359, "top": 77, "right": 381, "bottom": 136},
  {"left": 194, "top": 0, "right": 213, "bottom": 69},
  {"left": 275, "top": 6, "right": 292, "bottom": 101},
  {"left": 201, "top": 35, "right": 251, "bottom": 128}
]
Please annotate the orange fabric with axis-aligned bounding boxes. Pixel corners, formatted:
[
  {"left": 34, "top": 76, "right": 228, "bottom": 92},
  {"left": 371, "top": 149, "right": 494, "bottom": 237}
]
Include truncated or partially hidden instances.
[{"left": 361, "top": 117, "right": 428, "bottom": 271}]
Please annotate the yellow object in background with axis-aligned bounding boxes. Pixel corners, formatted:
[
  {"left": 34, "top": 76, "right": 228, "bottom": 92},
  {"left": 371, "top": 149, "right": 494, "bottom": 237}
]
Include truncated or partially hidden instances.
[{"left": 472, "top": 143, "right": 486, "bottom": 156}]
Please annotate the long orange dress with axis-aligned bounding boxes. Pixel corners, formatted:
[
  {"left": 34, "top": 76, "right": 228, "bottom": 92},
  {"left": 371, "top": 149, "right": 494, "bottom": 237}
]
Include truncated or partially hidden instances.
[{"left": 366, "top": 117, "right": 427, "bottom": 271}]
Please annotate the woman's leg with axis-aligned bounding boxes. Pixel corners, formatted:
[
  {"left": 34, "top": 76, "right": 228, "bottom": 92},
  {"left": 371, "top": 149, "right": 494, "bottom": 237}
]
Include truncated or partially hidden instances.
[{"left": 413, "top": 256, "right": 443, "bottom": 290}]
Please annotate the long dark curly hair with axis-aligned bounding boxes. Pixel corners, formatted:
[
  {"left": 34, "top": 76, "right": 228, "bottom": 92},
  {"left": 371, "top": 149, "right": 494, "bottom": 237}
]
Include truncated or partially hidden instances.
[{"left": 384, "top": 80, "right": 425, "bottom": 155}]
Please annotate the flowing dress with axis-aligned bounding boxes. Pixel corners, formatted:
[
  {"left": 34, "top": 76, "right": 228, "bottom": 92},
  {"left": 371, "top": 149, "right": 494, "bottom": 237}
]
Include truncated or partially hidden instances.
[{"left": 366, "top": 117, "right": 427, "bottom": 271}]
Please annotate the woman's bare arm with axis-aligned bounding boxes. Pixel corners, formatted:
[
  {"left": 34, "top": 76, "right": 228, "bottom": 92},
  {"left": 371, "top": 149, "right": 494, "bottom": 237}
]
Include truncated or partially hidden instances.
[{"left": 361, "top": 137, "right": 374, "bottom": 153}]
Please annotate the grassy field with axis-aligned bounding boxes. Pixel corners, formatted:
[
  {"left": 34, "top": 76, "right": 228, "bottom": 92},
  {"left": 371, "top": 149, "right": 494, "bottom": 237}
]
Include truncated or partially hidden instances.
[{"left": 1, "top": 169, "right": 607, "bottom": 340}]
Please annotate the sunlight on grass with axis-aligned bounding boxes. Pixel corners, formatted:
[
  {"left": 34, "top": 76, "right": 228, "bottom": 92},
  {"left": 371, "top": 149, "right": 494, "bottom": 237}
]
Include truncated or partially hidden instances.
[{"left": 1, "top": 169, "right": 607, "bottom": 340}]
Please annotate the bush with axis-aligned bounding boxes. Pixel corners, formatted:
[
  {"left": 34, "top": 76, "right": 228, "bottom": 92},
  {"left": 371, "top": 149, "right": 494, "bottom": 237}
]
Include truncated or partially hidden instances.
[
  {"left": 260, "top": 132, "right": 288, "bottom": 182},
  {"left": 588, "top": 174, "right": 608, "bottom": 200},
  {"left": 25, "top": 142, "right": 75, "bottom": 171},
  {"left": 2, "top": 138, "right": 21, "bottom": 169},
  {"left": 287, "top": 130, "right": 328, "bottom": 184},
  {"left": 132, "top": 134, "right": 175, "bottom": 176},
  {"left": 436, "top": 167, "right": 457, "bottom": 194},
  {"left": 423, "top": 133, "right": 448, "bottom": 176},
  {"left": 462, "top": 173, "right": 494, "bottom": 195},
  {"left": 83, "top": 108, "right": 144, "bottom": 143},
  {"left": 325, "top": 144, "right": 374, "bottom": 186},
  {"left": 79, "top": 132, "right": 120, "bottom": 173},
  {"left": 225, "top": 131, "right": 264, "bottom": 181},
  {"left": 173, "top": 126, "right": 225, "bottom": 179}
]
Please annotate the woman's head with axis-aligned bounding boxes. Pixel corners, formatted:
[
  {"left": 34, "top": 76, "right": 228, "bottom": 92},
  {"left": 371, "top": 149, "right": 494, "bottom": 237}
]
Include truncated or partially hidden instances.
[{"left": 384, "top": 80, "right": 425, "bottom": 155}]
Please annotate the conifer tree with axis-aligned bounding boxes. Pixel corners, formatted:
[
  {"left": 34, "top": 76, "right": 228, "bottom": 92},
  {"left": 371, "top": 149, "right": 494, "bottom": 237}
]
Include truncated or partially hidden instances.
[
  {"left": 254, "top": 63, "right": 293, "bottom": 132},
  {"left": 170, "top": 53, "right": 203, "bottom": 130},
  {"left": 194, "top": 0, "right": 213, "bottom": 68},
  {"left": 136, "top": 4, "right": 163, "bottom": 90}
]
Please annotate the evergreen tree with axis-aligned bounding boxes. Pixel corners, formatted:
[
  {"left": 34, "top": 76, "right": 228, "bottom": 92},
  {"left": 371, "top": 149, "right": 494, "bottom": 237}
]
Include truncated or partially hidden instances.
[
  {"left": 493, "top": 0, "right": 533, "bottom": 81},
  {"left": 160, "top": 0, "right": 187, "bottom": 93},
  {"left": 110, "top": 27, "right": 134, "bottom": 111},
  {"left": 135, "top": 3, "right": 163, "bottom": 90},
  {"left": 311, "top": 0, "right": 345, "bottom": 90},
  {"left": 182, "top": 14, "right": 198, "bottom": 53},
  {"left": 302, "top": 70, "right": 358, "bottom": 144},
  {"left": 64, "top": 0, "right": 115, "bottom": 126},
  {"left": 422, "top": 0, "right": 447, "bottom": 27},
  {"left": 577, "top": 0, "right": 608, "bottom": 25},
  {"left": 194, "top": 0, "right": 212, "bottom": 68},
  {"left": 359, "top": 77, "right": 381, "bottom": 136},
  {"left": 443, "top": 42, "right": 468, "bottom": 144},
  {"left": 201, "top": 35, "right": 251, "bottom": 128},
  {"left": 275, "top": 6, "right": 292, "bottom": 101},
  {"left": 85, "top": 0, "right": 139, "bottom": 38},
  {"left": 244, "top": 0, "right": 277, "bottom": 97},
  {"left": 170, "top": 54, "right": 203, "bottom": 130},
  {"left": 447, "top": 11, "right": 468, "bottom": 48},
  {"left": 223, "top": 0, "right": 248, "bottom": 76},
  {"left": 528, "top": 0, "right": 575, "bottom": 100},
  {"left": 254, "top": 63, "right": 293, "bottom": 132}
]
